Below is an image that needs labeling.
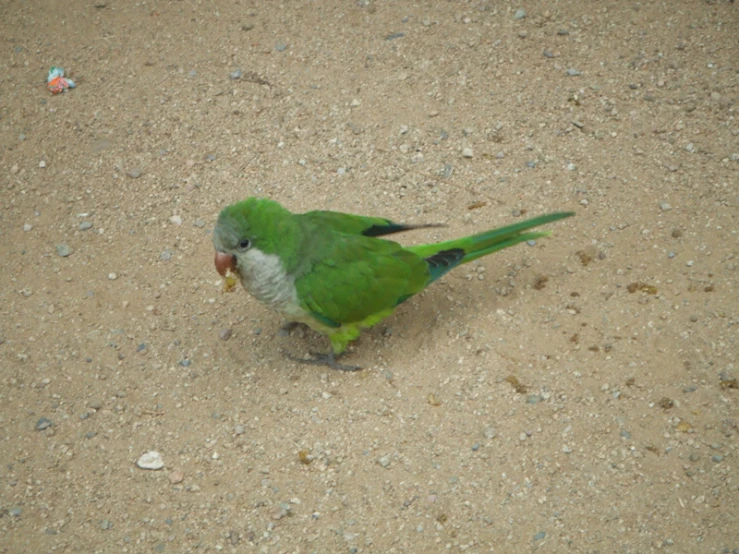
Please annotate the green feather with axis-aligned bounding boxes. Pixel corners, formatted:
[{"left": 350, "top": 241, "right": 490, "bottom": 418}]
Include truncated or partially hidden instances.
[
  {"left": 407, "top": 211, "right": 575, "bottom": 283},
  {"left": 299, "top": 210, "right": 443, "bottom": 237}
]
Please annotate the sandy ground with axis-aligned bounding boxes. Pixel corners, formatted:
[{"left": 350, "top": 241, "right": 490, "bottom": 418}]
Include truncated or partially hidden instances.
[{"left": 1, "top": 1, "right": 738, "bottom": 552}]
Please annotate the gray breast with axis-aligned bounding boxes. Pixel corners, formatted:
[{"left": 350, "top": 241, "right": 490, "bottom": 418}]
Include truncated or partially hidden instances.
[{"left": 237, "top": 248, "right": 304, "bottom": 318}]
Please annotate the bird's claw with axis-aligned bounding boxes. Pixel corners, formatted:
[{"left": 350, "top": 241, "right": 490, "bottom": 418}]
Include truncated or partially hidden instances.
[{"left": 287, "top": 351, "right": 362, "bottom": 372}]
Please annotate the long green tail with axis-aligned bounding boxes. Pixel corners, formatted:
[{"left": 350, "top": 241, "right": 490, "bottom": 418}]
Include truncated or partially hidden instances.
[{"left": 407, "top": 211, "right": 574, "bottom": 283}]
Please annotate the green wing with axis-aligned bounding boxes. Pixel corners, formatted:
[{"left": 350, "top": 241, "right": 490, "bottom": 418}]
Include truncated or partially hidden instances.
[
  {"left": 299, "top": 210, "right": 441, "bottom": 238},
  {"left": 295, "top": 234, "right": 429, "bottom": 326}
]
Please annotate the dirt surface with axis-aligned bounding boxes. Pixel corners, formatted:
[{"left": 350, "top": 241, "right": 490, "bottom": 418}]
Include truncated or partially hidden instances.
[{"left": 2, "top": 1, "right": 738, "bottom": 552}]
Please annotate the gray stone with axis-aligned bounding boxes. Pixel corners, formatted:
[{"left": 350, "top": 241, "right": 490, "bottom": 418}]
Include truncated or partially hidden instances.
[{"left": 36, "top": 417, "right": 52, "bottom": 431}]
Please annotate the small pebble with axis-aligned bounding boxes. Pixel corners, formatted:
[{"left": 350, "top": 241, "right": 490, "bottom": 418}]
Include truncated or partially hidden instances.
[
  {"left": 39, "top": 160, "right": 47, "bottom": 168},
  {"left": 668, "top": 252, "right": 676, "bottom": 258},
  {"left": 23, "top": 223, "right": 33, "bottom": 232},
  {"left": 483, "top": 427, "right": 497, "bottom": 439},
  {"left": 527, "top": 394, "right": 542, "bottom": 404},
  {"left": 513, "top": 8, "right": 526, "bottom": 19},
  {"left": 234, "top": 424, "right": 245, "bottom": 435},
  {"left": 108, "top": 273, "right": 117, "bottom": 280},
  {"left": 534, "top": 531, "right": 546, "bottom": 541},
  {"left": 9, "top": 507, "right": 22, "bottom": 517},
  {"left": 275, "top": 42, "right": 288, "bottom": 52},
  {"left": 127, "top": 168, "right": 142, "bottom": 179},
  {"left": 193, "top": 219, "right": 206, "bottom": 228},
  {"left": 543, "top": 49, "right": 554, "bottom": 58},
  {"left": 526, "top": 240, "right": 537, "bottom": 247},
  {"left": 461, "top": 147, "right": 474, "bottom": 158},
  {"left": 79, "top": 221, "right": 93, "bottom": 231},
  {"left": 136, "top": 451, "right": 164, "bottom": 470},
  {"left": 180, "top": 359, "right": 192, "bottom": 367},
  {"left": 712, "top": 455, "right": 723, "bottom": 463},
  {"left": 686, "top": 260, "right": 694, "bottom": 267},
  {"left": 566, "top": 162, "right": 577, "bottom": 171},
  {"left": 159, "top": 250, "right": 172, "bottom": 262},
  {"left": 169, "top": 215, "right": 182, "bottom": 225},
  {"left": 100, "top": 519, "right": 113, "bottom": 530},
  {"left": 230, "top": 69, "right": 242, "bottom": 80},
  {"left": 56, "top": 244, "right": 72, "bottom": 257},
  {"left": 219, "top": 328, "right": 233, "bottom": 341},
  {"left": 566, "top": 68, "right": 582, "bottom": 76},
  {"left": 36, "top": 417, "right": 53, "bottom": 431},
  {"left": 659, "top": 202, "right": 672, "bottom": 211},
  {"left": 168, "top": 471, "right": 184, "bottom": 484},
  {"left": 620, "top": 430, "right": 632, "bottom": 439},
  {"left": 378, "top": 455, "right": 391, "bottom": 468}
]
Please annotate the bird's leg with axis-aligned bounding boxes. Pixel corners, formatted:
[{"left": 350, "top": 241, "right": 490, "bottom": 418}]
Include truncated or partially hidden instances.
[{"left": 286, "top": 351, "right": 362, "bottom": 372}]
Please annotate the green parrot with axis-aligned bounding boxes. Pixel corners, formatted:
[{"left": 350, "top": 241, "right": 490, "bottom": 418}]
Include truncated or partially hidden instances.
[{"left": 213, "top": 197, "right": 573, "bottom": 370}]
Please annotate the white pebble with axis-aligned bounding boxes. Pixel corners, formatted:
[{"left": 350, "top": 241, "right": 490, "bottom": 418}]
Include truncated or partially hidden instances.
[
  {"left": 579, "top": 199, "right": 589, "bottom": 206},
  {"left": 39, "top": 160, "right": 47, "bottom": 168},
  {"left": 108, "top": 272, "right": 118, "bottom": 280},
  {"left": 169, "top": 215, "right": 182, "bottom": 225},
  {"left": 461, "top": 147, "right": 474, "bottom": 158},
  {"left": 136, "top": 451, "right": 164, "bottom": 470},
  {"left": 566, "top": 162, "right": 577, "bottom": 171},
  {"left": 23, "top": 223, "right": 33, "bottom": 232}
]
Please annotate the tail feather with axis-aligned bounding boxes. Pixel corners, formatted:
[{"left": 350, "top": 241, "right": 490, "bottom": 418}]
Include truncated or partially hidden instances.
[{"left": 407, "top": 212, "right": 574, "bottom": 283}]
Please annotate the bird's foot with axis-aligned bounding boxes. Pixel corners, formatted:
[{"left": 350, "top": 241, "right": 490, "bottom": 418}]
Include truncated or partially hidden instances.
[{"left": 287, "top": 351, "right": 362, "bottom": 372}]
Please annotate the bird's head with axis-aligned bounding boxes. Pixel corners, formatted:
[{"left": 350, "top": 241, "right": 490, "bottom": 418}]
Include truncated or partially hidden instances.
[{"left": 212, "top": 197, "right": 296, "bottom": 278}]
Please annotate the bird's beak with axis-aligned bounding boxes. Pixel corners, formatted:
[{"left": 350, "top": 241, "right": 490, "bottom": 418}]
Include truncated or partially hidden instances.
[{"left": 214, "top": 251, "right": 237, "bottom": 277}]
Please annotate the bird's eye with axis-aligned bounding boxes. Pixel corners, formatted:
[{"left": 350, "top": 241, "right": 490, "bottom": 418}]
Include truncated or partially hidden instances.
[{"left": 238, "top": 239, "right": 251, "bottom": 249}]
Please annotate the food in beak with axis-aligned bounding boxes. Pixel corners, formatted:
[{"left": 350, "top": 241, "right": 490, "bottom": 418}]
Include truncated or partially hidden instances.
[{"left": 214, "top": 252, "right": 239, "bottom": 292}]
